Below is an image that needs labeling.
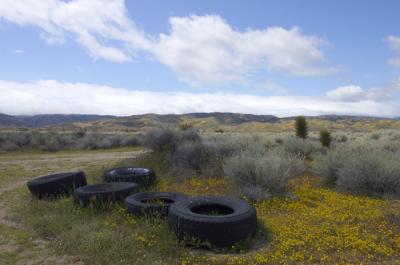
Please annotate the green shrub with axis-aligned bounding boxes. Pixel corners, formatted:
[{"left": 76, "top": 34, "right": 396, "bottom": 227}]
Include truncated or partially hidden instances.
[
  {"left": 319, "top": 129, "right": 332, "bottom": 148},
  {"left": 370, "top": 133, "right": 381, "bottom": 140},
  {"left": 295, "top": 116, "right": 308, "bottom": 139}
]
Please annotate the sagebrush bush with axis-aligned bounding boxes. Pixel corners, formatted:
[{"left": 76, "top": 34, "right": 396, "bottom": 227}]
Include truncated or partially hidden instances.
[
  {"left": 143, "top": 128, "right": 221, "bottom": 177},
  {"left": 0, "top": 131, "right": 140, "bottom": 151},
  {"left": 223, "top": 149, "right": 305, "bottom": 200},
  {"left": 336, "top": 149, "right": 400, "bottom": 196},
  {"left": 313, "top": 146, "right": 351, "bottom": 184},
  {"left": 283, "top": 137, "right": 321, "bottom": 158},
  {"left": 142, "top": 127, "right": 175, "bottom": 150},
  {"left": 314, "top": 144, "right": 400, "bottom": 196}
]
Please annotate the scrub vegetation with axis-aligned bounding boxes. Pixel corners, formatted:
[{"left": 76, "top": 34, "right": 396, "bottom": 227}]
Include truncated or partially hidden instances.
[{"left": 0, "top": 124, "right": 400, "bottom": 264}]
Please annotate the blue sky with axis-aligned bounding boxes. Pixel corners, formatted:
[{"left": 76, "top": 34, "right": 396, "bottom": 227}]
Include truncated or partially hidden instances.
[{"left": 0, "top": 0, "right": 399, "bottom": 116}]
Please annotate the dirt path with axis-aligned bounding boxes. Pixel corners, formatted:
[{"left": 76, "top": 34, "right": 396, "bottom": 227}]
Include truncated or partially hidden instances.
[
  {"left": 0, "top": 150, "right": 144, "bottom": 165},
  {"left": 0, "top": 149, "right": 143, "bottom": 265}
]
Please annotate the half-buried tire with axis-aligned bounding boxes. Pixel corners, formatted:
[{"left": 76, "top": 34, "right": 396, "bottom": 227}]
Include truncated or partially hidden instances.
[
  {"left": 27, "top": 171, "right": 87, "bottom": 198},
  {"left": 168, "top": 196, "right": 257, "bottom": 247},
  {"left": 74, "top": 182, "right": 139, "bottom": 206},
  {"left": 104, "top": 167, "right": 156, "bottom": 187},
  {"left": 125, "top": 192, "right": 188, "bottom": 216}
]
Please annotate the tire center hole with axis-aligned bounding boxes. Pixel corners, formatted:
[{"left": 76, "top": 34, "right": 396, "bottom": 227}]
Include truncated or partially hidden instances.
[
  {"left": 141, "top": 198, "right": 174, "bottom": 205},
  {"left": 191, "top": 204, "right": 234, "bottom": 216}
]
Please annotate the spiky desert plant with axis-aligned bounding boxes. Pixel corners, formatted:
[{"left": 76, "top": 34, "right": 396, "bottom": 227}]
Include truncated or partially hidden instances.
[
  {"left": 295, "top": 116, "right": 308, "bottom": 139},
  {"left": 319, "top": 129, "right": 332, "bottom": 148}
]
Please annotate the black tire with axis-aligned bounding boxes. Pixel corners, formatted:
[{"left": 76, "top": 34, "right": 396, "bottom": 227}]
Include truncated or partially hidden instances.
[
  {"left": 74, "top": 182, "right": 139, "bottom": 206},
  {"left": 125, "top": 192, "right": 188, "bottom": 216},
  {"left": 104, "top": 167, "right": 156, "bottom": 187},
  {"left": 168, "top": 196, "right": 257, "bottom": 247},
  {"left": 27, "top": 171, "right": 87, "bottom": 198}
]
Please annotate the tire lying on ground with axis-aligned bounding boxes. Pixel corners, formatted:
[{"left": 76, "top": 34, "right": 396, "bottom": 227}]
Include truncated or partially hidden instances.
[
  {"left": 168, "top": 196, "right": 257, "bottom": 247},
  {"left": 74, "top": 182, "right": 139, "bottom": 206},
  {"left": 104, "top": 167, "right": 156, "bottom": 187},
  {"left": 27, "top": 171, "right": 87, "bottom": 198},
  {"left": 125, "top": 192, "right": 188, "bottom": 216}
]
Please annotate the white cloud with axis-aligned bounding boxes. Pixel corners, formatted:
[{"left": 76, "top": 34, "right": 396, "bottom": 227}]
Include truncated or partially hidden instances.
[
  {"left": 326, "top": 85, "right": 365, "bottom": 102},
  {"left": 152, "top": 15, "right": 336, "bottom": 86},
  {"left": 386, "top": 35, "right": 400, "bottom": 67},
  {"left": 326, "top": 83, "right": 397, "bottom": 102},
  {"left": 0, "top": 0, "right": 150, "bottom": 62},
  {"left": 0, "top": 1, "right": 336, "bottom": 86},
  {"left": 13, "top": 49, "right": 24, "bottom": 54},
  {"left": 0, "top": 80, "right": 397, "bottom": 117}
]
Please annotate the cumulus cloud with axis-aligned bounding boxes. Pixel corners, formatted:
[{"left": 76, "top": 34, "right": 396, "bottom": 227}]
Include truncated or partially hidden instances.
[
  {"left": 0, "top": 80, "right": 398, "bottom": 117},
  {"left": 152, "top": 15, "right": 336, "bottom": 86},
  {"left": 0, "top": 1, "right": 336, "bottom": 86},
  {"left": 326, "top": 84, "right": 398, "bottom": 102},
  {"left": 386, "top": 35, "right": 400, "bottom": 67},
  {"left": 326, "top": 85, "right": 365, "bottom": 102},
  {"left": 0, "top": 0, "right": 150, "bottom": 62}
]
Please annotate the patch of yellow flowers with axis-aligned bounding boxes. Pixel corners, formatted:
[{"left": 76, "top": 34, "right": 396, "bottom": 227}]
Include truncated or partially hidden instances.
[{"left": 173, "top": 176, "right": 400, "bottom": 264}]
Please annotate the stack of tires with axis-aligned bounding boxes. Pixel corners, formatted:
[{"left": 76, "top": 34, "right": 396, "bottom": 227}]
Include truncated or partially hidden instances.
[{"left": 27, "top": 167, "right": 257, "bottom": 248}]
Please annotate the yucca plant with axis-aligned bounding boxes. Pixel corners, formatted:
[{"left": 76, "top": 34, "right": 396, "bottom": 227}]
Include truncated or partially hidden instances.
[
  {"left": 295, "top": 116, "right": 308, "bottom": 139},
  {"left": 319, "top": 129, "right": 332, "bottom": 148}
]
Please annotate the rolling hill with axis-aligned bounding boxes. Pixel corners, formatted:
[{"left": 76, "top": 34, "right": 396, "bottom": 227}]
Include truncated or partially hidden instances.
[{"left": 1, "top": 112, "right": 399, "bottom": 132}]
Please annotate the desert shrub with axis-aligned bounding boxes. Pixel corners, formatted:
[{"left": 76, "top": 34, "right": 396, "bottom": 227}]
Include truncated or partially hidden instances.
[
  {"left": 295, "top": 116, "right": 308, "bottom": 139},
  {"left": 319, "top": 129, "right": 332, "bottom": 148},
  {"left": 370, "top": 133, "right": 381, "bottom": 140},
  {"left": 224, "top": 149, "right": 305, "bottom": 200},
  {"left": 283, "top": 137, "right": 321, "bottom": 158},
  {"left": 203, "top": 135, "right": 250, "bottom": 158},
  {"left": 170, "top": 140, "right": 221, "bottom": 177},
  {"left": 178, "top": 122, "right": 193, "bottom": 131},
  {"left": 315, "top": 144, "right": 400, "bottom": 196},
  {"left": 142, "top": 127, "right": 175, "bottom": 151},
  {"left": 336, "top": 134, "right": 348, "bottom": 143},
  {"left": 143, "top": 128, "right": 221, "bottom": 177},
  {"left": 313, "top": 147, "right": 351, "bottom": 184},
  {"left": 0, "top": 131, "right": 139, "bottom": 151},
  {"left": 336, "top": 149, "right": 400, "bottom": 196},
  {"left": 121, "top": 135, "right": 140, "bottom": 146},
  {"left": 75, "top": 128, "right": 87, "bottom": 138}
]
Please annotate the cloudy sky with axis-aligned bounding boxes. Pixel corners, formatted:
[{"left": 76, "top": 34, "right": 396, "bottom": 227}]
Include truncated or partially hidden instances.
[{"left": 0, "top": 0, "right": 399, "bottom": 117}]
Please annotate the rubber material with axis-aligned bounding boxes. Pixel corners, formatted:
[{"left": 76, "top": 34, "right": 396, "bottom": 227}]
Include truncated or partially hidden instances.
[
  {"left": 168, "top": 196, "right": 257, "bottom": 247},
  {"left": 27, "top": 171, "right": 87, "bottom": 198},
  {"left": 104, "top": 167, "right": 156, "bottom": 187},
  {"left": 125, "top": 192, "right": 188, "bottom": 216},
  {"left": 74, "top": 182, "right": 139, "bottom": 206}
]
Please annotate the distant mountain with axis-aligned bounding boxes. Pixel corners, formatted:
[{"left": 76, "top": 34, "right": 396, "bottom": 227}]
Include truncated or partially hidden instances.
[
  {"left": 185, "top": 112, "right": 279, "bottom": 124},
  {"left": 0, "top": 112, "right": 279, "bottom": 128},
  {"left": 282, "top": 114, "right": 393, "bottom": 122},
  {"left": 0, "top": 112, "right": 399, "bottom": 132},
  {"left": 0, "top": 114, "right": 114, "bottom": 128}
]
